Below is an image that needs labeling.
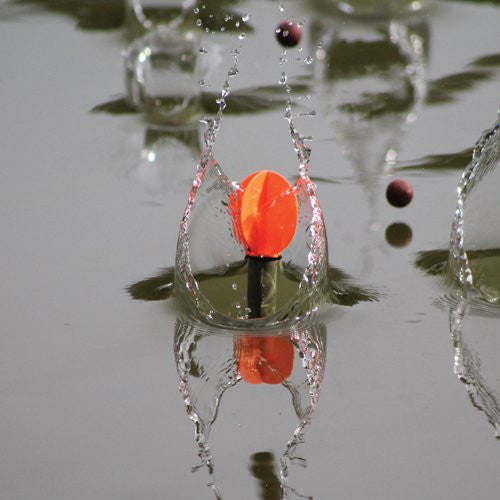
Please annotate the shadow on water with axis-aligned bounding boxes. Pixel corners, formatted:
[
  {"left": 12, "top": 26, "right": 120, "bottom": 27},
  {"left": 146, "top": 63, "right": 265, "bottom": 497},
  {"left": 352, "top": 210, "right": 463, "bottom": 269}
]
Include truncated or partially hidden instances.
[
  {"left": 2, "top": 0, "right": 125, "bottom": 30},
  {"left": 441, "top": 0, "right": 500, "bottom": 5},
  {"left": 426, "top": 70, "right": 493, "bottom": 105},
  {"left": 0, "top": 0, "right": 255, "bottom": 32},
  {"left": 127, "top": 263, "right": 379, "bottom": 307},
  {"left": 396, "top": 149, "right": 473, "bottom": 173},
  {"left": 91, "top": 84, "right": 310, "bottom": 121}
]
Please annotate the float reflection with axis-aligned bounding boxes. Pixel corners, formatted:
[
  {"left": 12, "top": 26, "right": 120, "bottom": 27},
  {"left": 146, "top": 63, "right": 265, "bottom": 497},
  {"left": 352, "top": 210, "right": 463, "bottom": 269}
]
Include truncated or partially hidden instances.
[{"left": 174, "top": 317, "right": 327, "bottom": 498}]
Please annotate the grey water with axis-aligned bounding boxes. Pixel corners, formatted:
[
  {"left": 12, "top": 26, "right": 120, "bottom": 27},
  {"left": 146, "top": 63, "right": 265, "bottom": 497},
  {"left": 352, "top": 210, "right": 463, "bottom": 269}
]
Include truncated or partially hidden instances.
[{"left": 1, "top": 0, "right": 500, "bottom": 499}]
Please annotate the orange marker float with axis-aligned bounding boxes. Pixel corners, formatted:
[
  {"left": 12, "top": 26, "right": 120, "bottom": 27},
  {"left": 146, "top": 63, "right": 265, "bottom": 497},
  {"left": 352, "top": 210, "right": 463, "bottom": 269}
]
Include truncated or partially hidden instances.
[
  {"left": 232, "top": 170, "right": 299, "bottom": 384},
  {"left": 234, "top": 170, "right": 298, "bottom": 258}
]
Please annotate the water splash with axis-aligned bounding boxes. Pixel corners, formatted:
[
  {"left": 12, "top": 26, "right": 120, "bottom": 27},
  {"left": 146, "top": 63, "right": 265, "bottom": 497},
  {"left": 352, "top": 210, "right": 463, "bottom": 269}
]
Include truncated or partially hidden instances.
[
  {"left": 127, "top": 0, "right": 197, "bottom": 33},
  {"left": 124, "top": 25, "right": 202, "bottom": 123},
  {"left": 449, "top": 297, "right": 500, "bottom": 438},
  {"left": 279, "top": 324, "right": 326, "bottom": 499},
  {"left": 175, "top": 318, "right": 240, "bottom": 499},
  {"left": 414, "top": 114, "right": 500, "bottom": 438},
  {"left": 446, "top": 112, "right": 500, "bottom": 438},
  {"left": 174, "top": 318, "right": 326, "bottom": 498},
  {"left": 448, "top": 113, "right": 500, "bottom": 294},
  {"left": 174, "top": 23, "right": 329, "bottom": 328}
]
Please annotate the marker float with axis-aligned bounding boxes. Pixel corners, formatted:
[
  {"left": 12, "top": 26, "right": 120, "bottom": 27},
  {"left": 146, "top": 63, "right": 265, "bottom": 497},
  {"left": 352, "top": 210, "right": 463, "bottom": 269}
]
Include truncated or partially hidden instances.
[{"left": 232, "top": 170, "right": 299, "bottom": 384}]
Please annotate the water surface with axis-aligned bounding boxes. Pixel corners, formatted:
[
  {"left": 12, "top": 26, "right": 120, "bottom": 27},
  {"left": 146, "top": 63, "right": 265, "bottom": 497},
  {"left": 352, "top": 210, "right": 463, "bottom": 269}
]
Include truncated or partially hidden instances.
[{"left": 1, "top": 0, "right": 499, "bottom": 498}]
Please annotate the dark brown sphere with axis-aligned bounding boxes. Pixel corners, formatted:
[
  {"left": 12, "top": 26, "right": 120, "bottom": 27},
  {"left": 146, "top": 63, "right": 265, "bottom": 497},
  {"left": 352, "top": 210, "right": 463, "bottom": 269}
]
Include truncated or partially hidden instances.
[
  {"left": 385, "top": 222, "right": 413, "bottom": 248},
  {"left": 386, "top": 178, "right": 414, "bottom": 208},
  {"left": 275, "top": 21, "right": 302, "bottom": 48}
]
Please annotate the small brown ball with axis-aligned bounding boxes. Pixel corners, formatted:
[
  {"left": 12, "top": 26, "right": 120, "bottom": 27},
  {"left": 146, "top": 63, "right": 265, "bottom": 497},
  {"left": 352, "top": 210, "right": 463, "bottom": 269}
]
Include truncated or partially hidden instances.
[
  {"left": 386, "top": 178, "right": 413, "bottom": 208},
  {"left": 275, "top": 21, "right": 302, "bottom": 48}
]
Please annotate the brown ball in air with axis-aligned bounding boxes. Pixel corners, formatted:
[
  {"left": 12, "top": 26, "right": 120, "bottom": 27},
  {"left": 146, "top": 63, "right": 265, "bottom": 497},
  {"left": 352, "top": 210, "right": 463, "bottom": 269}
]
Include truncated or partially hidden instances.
[
  {"left": 386, "top": 178, "right": 413, "bottom": 208},
  {"left": 275, "top": 21, "right": 302, "bottom": 48}
]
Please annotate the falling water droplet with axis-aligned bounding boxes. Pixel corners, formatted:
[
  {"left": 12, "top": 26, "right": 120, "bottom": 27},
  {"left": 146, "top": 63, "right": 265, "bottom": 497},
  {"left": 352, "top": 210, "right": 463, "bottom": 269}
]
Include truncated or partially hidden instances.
[
  {"left": 199, "top": 46, "right": 208, "bottom": 54},
  {"left": 242, "top": 13, "right": 250, "bottom": 22},
  {"left": 196, "top": 19, "right": 202, "bottom": 26},
  {"left": 198, "top": 79, "right": 206, "bottom": 86},
  {"left": 279, "top": 72, "right": 287, "bottom": 85},
  {"left": 305, "top": 56, "right": 313, "bottom": 64},
  {"left": 193, "top": 7, "right": 199, "bottom": 14},
  {"left": 238, "top": 33, "right": 246, "bottom": 40},
  {"left": 235, "top": 21, "right": 240, "bottom": 28}
]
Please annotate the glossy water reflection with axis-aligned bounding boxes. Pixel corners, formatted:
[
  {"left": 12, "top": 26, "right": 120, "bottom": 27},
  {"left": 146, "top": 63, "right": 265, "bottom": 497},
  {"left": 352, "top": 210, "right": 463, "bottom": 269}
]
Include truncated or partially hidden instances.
[
  {"left": 174, "top": 317, "right": 326, "bottom": 498},
  {"left": 2, "top": 0, "right": 500, "bottom": 498}
]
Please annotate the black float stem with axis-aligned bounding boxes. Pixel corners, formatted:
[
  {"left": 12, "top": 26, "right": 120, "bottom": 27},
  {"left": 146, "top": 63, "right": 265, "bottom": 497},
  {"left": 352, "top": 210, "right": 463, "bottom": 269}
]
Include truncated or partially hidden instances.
[{"left": 247, "top": 256, "right": 280, "bottom": 319}]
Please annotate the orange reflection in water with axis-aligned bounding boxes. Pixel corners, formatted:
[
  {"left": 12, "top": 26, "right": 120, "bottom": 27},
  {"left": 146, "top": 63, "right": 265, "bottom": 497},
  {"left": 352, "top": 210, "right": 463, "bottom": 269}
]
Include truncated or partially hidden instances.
[{"left": 237, "top": 336, "right": 294, "bottom": 384}]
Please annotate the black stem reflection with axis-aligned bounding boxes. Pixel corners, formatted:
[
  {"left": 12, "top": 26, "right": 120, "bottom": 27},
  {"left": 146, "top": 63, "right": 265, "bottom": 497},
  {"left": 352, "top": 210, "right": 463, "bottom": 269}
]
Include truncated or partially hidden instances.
[{"left": 250, "top": 452, "right": 282, "bottom": 500}]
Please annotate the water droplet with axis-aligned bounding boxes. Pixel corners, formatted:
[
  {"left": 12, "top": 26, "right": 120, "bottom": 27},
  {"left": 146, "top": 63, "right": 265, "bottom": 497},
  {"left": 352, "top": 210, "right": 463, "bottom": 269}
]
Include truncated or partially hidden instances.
[
  {"left": 220, "top": 26, "right": 225, "bottom": 32},
  {"left": 199, "top": 46, "right": 208, "bottom": 54},
  {"left": 305, "top": 56, "right": 313, "bottom": 64},
  {"left": 231, "top": 283, "right": 238, "bottom": 290},
  {"left": 193, "top": 7, "right": 199, "bottom": 14},
  {"left": 228, "top": 67, "right": 239, "bottom": 77},
  {"left": 279, "top": 72, "right": 287, "bottom": 85},
  {"left": 235, "top": 21, "right": 240, "bottom": 28},
  {"left": 315, "top": 48, "right": 326, "bottom": 61},
  {"left": 198, "top": 79, "right": 206, "bottom": 86},
  {"left": 196, "top": 19, "right": 202, "bottom": 27},
  {"left": 278, "top": 2, "right": 285, "bottom": 12},
  {"left": 242, "top": 13, "right": 250, "bottom": 22},
  {"left": 238, "top": 33, "right": 246, "bottom": 40}
]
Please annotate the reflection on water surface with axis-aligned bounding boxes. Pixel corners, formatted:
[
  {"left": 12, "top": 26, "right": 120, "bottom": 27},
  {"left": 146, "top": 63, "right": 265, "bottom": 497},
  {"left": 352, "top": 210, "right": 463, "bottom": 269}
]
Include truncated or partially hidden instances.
[
  {"left": 174, "top": 317, "right": 326, "bottom": 498},
  {"left": 2, "top": 0, "right": 500, "bottom": 498}
]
